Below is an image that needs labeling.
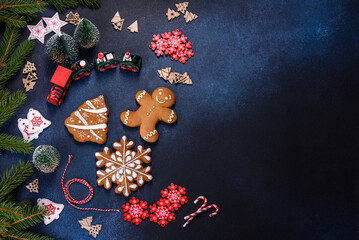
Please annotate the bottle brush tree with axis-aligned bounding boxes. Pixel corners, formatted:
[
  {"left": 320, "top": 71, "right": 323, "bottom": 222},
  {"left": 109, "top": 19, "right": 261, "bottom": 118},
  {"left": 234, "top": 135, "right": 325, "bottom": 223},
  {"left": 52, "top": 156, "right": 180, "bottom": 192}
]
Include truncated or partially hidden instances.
[
  {"left": 74, "top": 18, "right": 100, "bottom": 48},
  {"left": 0, "top": 161, "right": 53, "bottom": 239},
  {"left": 46, "top": 32, "right": 78, "bottom": 64},
  {"left": 32, "top": 145, "right": 60, "bottom": 173}
]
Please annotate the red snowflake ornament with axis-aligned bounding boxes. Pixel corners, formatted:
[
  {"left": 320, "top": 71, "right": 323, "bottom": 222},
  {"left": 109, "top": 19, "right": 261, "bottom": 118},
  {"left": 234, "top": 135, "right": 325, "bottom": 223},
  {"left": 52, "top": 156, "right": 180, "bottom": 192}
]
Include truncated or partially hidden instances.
[
  {"left": 149, "top": 199, "right": 175, "bottom": 227},
  {"left": 149, "top": 29, "right": 194, "bottom": 64},
  {"left": 161, "top": 183, "right": 188, "bottom": 211},
  {"left": 122, "top": 197, "right": 149, "bottom": 225}
]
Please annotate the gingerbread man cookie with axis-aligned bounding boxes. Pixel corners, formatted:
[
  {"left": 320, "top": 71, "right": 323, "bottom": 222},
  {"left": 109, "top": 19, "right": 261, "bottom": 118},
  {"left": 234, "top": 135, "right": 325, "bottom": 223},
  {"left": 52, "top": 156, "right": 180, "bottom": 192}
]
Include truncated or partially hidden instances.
[{"left": 120, "top": 87, "right": 177, "bottom": 142}]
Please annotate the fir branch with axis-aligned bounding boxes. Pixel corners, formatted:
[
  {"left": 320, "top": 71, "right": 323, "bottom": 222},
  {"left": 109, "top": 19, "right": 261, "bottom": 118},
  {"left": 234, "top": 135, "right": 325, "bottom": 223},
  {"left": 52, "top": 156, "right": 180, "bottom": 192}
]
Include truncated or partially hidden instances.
[
  {"left": 0, "top": 134, "right": 33, "bottom": 154},
  {"left": 2, "top": 230, "right": 53, "bottom": 240},
  {"left": 46, "top": 0, "right": 100, "bottom": 12},
  {"left": 0, "top": 26, "right": 20, "bottom": 65},
  {"left": 0, "top": 36, "right": 34, "bottom": 89},
  {"left": 0, "top": 201, "right": 19, "bottom": 222},
  {"left": 0, "top": 89, "right": 26, "bottom": 127},
  {"left": 10, "top": 201, "right": 47, "bottom": 231},
  {"left": 0, "top": 161, "right": 33, "bottom": 201},
  {"left": 0, "top": 0, "right": 47, "bottom": 27}
]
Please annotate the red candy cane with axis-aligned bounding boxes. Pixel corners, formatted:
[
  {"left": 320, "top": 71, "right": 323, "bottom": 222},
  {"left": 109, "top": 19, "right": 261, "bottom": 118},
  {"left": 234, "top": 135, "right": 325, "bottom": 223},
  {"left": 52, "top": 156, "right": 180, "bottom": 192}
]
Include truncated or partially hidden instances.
[
  {"left": 183, "top": 196, "right": 219, "bottom": 228},
  {"left": 61, "top": 155, "right": 121, "bottom": 212}
]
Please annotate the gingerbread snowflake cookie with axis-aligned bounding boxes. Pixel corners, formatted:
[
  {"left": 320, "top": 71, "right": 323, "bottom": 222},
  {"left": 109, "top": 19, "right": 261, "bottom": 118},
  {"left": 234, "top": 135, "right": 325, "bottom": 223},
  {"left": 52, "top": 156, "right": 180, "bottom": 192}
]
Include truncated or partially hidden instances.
[
  {"left": 120, "top": 87, "right": 177, "bottom": 143},
  {"left": 65, "top": 95, "right": 109, "bottom": 144},
  {"left": 95, "top": 136, "right": 152, "bottom": 197}
]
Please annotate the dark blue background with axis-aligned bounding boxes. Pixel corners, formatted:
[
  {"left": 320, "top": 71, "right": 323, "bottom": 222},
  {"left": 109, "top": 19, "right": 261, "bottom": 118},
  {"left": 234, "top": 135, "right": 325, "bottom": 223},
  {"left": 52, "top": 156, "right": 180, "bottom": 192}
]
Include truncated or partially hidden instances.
[{"left": 1, "top": 0, "right": 358, "bottom": 239}]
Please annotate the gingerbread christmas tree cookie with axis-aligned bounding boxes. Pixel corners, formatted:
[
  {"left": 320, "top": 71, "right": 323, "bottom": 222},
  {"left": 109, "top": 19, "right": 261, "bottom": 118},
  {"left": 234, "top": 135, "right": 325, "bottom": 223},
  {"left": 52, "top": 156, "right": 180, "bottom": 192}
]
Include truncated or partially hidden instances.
[
  {"left": 95, "top": 136, "right": 152, "bottom": 197},
  {"left": 120, "top": 87, "right": 177, "bottom": 143},
  {"left": 64, "top": 95, "right": 109, "bottom": 144}
]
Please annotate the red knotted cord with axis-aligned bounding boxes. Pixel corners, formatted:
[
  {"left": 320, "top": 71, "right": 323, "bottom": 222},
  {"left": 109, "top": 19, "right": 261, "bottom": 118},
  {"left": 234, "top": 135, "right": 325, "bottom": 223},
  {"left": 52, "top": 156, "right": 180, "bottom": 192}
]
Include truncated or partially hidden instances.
[{"left": 61, "top": 155, "right": 121, "bottom": 212}]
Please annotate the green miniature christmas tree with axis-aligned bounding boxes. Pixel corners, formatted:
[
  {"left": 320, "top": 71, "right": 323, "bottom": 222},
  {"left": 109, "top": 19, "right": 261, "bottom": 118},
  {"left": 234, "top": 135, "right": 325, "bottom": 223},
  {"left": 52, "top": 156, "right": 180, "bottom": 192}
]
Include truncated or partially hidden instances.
[
  {"left": 32, "top": 145, "right": 60, "bottom": 173},
  {"left": 74, "top": 18, "right": 100, "bottom": 48},
  {"left": 0, "top": 161, "right": 53, "bottom": 239},
  {"left": 46, "top": 32, "right": 78, "bottom": 64}
]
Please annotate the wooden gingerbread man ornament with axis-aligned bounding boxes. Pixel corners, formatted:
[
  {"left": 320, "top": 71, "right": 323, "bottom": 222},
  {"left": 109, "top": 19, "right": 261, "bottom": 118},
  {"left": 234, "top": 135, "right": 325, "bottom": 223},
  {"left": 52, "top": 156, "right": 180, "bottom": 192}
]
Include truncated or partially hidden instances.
[{"left": 120, "top": 87, "right": 177, "bottom": 143}]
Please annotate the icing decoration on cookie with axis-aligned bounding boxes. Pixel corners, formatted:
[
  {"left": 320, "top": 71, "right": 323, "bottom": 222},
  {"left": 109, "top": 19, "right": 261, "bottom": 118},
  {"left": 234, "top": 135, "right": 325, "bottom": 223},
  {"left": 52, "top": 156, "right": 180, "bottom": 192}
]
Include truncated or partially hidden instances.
[
  {"left": 161, "top": 183, "right": 188, "bottom": 211},
  {"left": 95, "top": 136, "right": 152, "bottom": 197},
  {"left": 122, "top": 197, "right": 149, "bottom": 225},
  {"left": 149, "top": 199, "right": 176, "bottom": 227},
  {"left": 18, "top": 118, "right": 40, "bottom": 142},
  {"left": 64, "top": 95, "right": 109, "bottom": 144},
  {"left": 183, "top": 196, "right": 219, "bottom": 228},
  {"left": 37, "top": 198, "right": 64, "bottom": 225},
  {"left": 26, "top": 108, "right": 51, "bottom": 134},
  {"left": 120, "top": 87, "right": 177, "bottom": 143}
]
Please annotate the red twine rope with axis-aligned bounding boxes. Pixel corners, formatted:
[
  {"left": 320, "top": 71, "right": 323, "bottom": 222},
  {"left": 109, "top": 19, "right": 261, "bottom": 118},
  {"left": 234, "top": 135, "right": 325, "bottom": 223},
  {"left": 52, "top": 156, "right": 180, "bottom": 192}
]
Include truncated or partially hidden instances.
[{"left": 61, "top": 155, "right": 121, "bottom": 212}]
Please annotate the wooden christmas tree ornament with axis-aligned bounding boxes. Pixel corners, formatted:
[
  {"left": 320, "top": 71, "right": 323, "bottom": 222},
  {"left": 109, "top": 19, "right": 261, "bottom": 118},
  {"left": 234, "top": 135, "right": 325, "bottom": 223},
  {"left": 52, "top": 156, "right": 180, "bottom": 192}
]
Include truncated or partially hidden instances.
[
  {"left": 65, "top": 11, "right": 81, "bottom": 25},
  {"left": 79, "top": 216, "right": 102, "bottom": 238},
  {"left": 111, "top": 11, "right": 125, "bottom": 31},
  {"left": 127, "top": 20, "right": 138, "bottom": 33},
  {"left": 22, "top": 61, "right": 36, "bottom": 74},
  {"left": 158, "top": 67, "right": 193, "bottom": 85},
  {"left": 22, "top": 78, "right": 37, "bottom": 92},
  {"left": 184, "top": 10, "right": 198, "bottom": 23},
  {"left": 26, "top": 72, "right": 38, "bottom": 81},
  {"left": 25, "top": 179, "right": 39, "bottom": 193},
  {"left": 176, "top": 2, "right": 189, "bottom": 14},
  {"left": 166, "top": 8, "right": 180, "bottom": 21}
]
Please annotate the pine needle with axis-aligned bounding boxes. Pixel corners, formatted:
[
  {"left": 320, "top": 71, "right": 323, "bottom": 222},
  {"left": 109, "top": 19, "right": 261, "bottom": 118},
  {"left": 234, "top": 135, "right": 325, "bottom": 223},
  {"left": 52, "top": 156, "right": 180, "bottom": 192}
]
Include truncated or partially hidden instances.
[
  {"left": 46, "top": 0, "right": 101, "bottom": 12},
  {"left": 0, "top": 134, "right": 33, "bottom": 154},
  {"left": 0, "top": 161, "right": 33, "bottom": 201},
  {"left": 0, "top": 89, "right": 27, "bottom": 127}
]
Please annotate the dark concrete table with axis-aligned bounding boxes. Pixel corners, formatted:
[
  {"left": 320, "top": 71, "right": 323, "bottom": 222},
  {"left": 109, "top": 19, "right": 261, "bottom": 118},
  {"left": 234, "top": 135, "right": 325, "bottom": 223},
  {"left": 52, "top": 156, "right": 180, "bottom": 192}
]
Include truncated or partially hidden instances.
[{"left": 1, "top": 0, "right": 357, "bottom": 239}]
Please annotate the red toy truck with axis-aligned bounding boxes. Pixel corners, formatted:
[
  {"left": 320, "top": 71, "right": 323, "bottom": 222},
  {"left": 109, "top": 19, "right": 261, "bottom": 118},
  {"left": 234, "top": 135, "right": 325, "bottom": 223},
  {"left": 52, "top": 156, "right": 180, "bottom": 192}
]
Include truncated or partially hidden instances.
[{"left": 47, "top": 66, "right": 73, "bottom": 106}]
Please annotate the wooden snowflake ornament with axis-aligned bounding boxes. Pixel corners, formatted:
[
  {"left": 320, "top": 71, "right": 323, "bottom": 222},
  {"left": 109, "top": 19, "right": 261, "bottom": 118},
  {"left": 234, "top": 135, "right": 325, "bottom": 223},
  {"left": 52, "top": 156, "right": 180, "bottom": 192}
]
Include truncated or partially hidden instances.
[
  {"left": 95, "top": 136, "right": 152, "bottom": 197},
  {"left": 25, "top": 179, "right": 39, "bottom": 193},
  {"left": 79, "top": 216, "right": 102, "bottom": 238}
]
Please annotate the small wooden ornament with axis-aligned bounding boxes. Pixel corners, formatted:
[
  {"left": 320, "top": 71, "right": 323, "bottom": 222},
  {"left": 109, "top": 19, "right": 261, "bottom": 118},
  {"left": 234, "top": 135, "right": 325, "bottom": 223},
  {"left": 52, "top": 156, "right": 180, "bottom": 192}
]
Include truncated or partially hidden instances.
[
  {"left": 26, "top": 72, "right": 38, "bottom": 81},
  {"left": 25, "top": 179, "right": 39, "bottom": 193},
  {"left": 127, "top": 20, "right": 138, "bottom": 33},
  {"left": 22, "top": 61, "right": 36, "bottom": 74},
  {"left": 166, "top": 8, "right": 180, "bottom": 21},
  {"left": 184, "top": 10, "right": 198, "bottom": 23},
  {"left": 158, "top": 67, "right": 193, "bottom": 85},
  {"left": 22, "top": 78, "right": 36, "bottom": 92},
  {"left": 111, "top": 11, "right": 125, "bottom": 31},
  {"left": 65, "top": 11, "right": 81, "bottom": 25},
  {"left": 157, "top": 67, "right": 172, "bottom": 80},
  {"left": 176, "top": 2, "right": 189, "bottom": 14},
  {"left": 79, "top": 216, "right": 102, "bottom": 238}
]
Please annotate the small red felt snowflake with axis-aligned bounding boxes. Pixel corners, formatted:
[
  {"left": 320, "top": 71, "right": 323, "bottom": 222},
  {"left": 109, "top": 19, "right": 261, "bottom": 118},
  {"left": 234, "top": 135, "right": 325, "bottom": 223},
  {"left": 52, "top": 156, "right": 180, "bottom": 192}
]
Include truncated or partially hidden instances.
[
  {"left": 149, "top": 29, "right": 194, "bottom": 64},
  {"left": 161, "top": 183, "right": 188, "bottom": 211},
  {"left": 122, "top": 197, "right": 149, "bottom": 225},
  {"left": 149, "top": 199, "right": 175, "bottom": 227}
]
